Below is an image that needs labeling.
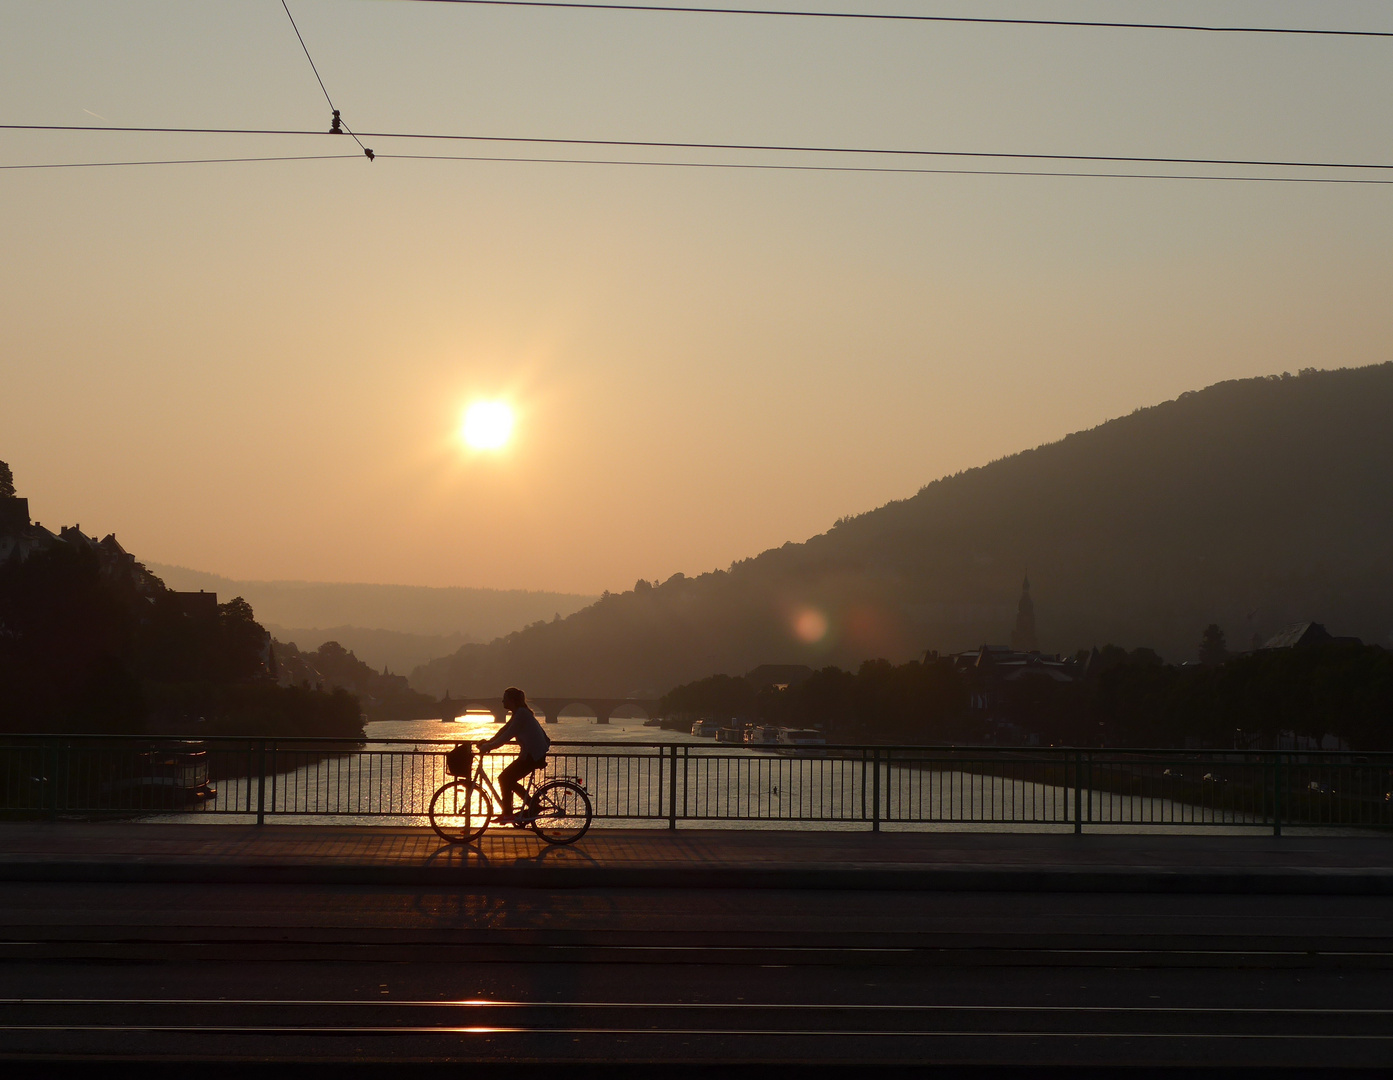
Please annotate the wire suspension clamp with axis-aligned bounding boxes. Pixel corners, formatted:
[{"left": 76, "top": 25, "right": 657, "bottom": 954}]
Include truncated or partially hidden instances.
[{"left": 283, "top": 2, "right": 373, "bottom": 161}]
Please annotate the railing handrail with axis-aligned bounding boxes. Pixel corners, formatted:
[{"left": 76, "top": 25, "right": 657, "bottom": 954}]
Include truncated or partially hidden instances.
[{"left": 1, "top": 733, "right": 1390, "bottom": 760}]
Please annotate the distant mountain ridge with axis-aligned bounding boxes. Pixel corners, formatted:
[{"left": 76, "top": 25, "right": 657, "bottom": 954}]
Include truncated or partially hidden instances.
[
  {"left": 264, "top": 626, "right": 472, "bottom": 678},
  {"left": 411, "top": 364, "right": 1393, "bottom": 697},
  {"left": 147, "top": 565, "right": 595, "bottom": 673}
]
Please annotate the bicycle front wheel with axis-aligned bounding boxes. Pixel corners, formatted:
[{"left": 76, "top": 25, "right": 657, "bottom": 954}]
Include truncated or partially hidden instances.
[
  {"left": 429, "top": 779, "right": 493, "bottom": 843},
  {"left": 529, "top": 780, "right": 593, "bottom": 845}
]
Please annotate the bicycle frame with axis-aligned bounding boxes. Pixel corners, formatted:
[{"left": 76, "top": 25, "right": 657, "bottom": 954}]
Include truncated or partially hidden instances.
[{"left": 469, "top": 750, "right": 542, "bottom": 813}]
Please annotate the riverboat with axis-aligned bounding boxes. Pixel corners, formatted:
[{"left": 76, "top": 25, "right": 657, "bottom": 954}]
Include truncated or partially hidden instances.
[
  {"left": 715, "top": 727, "right": 745, "bottom": 744},
  {"left": 690, "top": 719, "right": 720, "bottom": 737},
  {"left": 100, "top": 743, "right": 216, "bottom": 807},
  {"left": 776, "top": 728, "right": 827, "bottom": 748}
]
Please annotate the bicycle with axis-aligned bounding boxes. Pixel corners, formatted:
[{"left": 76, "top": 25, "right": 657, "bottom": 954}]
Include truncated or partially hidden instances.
[{"left": 429, "top": 744, "right": 593, "bottom": 845}]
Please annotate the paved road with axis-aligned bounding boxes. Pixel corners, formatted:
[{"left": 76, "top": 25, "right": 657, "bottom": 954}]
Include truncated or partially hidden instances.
[{"left": 3, "top": 879, "right": 1393, "bottom": 1072}]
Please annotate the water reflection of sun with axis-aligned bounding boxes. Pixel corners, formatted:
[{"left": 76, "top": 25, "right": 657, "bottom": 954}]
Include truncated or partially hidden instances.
[{"left": 447, "top": 712, "right": 504, "bottom": 739}]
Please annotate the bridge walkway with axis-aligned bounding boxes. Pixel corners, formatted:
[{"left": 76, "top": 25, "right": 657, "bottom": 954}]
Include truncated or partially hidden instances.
[{"left": 1, "top": 822, "right": 1390, "bottom": 892}]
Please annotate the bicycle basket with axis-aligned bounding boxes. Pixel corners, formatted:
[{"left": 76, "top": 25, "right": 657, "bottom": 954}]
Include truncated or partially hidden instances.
[{"left": 444, "top": 743, "right": 474, "bottom": 777}]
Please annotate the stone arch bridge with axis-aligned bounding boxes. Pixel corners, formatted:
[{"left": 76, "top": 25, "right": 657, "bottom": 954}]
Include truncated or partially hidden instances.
[{"left": 433, "top": 693, "right": 663, "bottom": 725}]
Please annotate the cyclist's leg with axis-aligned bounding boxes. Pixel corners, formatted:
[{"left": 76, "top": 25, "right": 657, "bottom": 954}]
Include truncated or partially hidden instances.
[
  {"left": 514, "top": 756, "right": 548, "bottom": 820},
  {"left": 504, "top": 758, "right": 546, "bottom": 819},
  {"left": 497, "top": 755, "right": 544, "bottom": 818}
]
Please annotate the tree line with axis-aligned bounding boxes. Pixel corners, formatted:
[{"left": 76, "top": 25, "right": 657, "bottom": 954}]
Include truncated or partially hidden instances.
[{"left": 662, "top": 643, "right": 1393, "bottom": 750}]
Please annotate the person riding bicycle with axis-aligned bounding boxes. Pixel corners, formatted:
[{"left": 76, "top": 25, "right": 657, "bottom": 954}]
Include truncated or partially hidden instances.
[{"left": 476, "top": 686, "right": 551, "bottom": 825}]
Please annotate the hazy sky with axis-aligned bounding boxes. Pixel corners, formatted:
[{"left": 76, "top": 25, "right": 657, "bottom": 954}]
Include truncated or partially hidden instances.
[{"left": 4, "top": 1, "right": 1391, "bottom": 594}]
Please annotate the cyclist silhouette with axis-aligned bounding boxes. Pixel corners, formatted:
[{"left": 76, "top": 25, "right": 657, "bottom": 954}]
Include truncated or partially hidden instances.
[{"left": 476, "top": 686, "right": 551, "bottom": 825}]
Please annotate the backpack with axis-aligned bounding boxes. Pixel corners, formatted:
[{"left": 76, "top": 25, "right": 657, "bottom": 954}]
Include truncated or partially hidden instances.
[{"left": 444, "top": 743, "right": 473, "bottom": 777}]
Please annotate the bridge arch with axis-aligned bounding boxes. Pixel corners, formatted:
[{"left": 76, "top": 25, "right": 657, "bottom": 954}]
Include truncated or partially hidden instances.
[
  {"left": 435, "top": 694, "right": 504, "bottom": 724},
  {"left": 608, "top": 703, "right": 651, "bottom": 721},
  {"left": 433, "top": 695, "right": 664, "bottom": 726},
  {"left": 533, "top": 700, "right": 603, "bottom": 725}
]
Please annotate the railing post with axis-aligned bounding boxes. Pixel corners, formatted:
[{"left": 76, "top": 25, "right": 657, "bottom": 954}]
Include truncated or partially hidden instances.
[
  {"left": 871, "top": 747, "right": 881, "bottom": 833},
  {"left": 656, "top": 744, "right": 664, "bottom": 823},
  {"left": 861, "top": 748, "right": 868, "bottom": 821},
  {"left": 256, "top": 738, "right": 267, "bottom": 826},
  {"left": 667, "top": 744, "right": 678, "bottom": 830},
  {"left": 1074, "top": 749, "right": 1083, "bottom": 834},
  {"left": 1085, "top": 750, "right": 1093, "bottom": 825},
  {"left": 47, "top": 737, "right": 59, "bottom": 821},
  {"left": 1273, "top": 751, "right": 1283, "bottom": 838}
]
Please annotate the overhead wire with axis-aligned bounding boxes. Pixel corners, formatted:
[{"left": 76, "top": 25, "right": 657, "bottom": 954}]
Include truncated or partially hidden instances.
[
  {"left": 371, "top": 0, "right": 1393, "bottom": 39},
  {"left": 0, "top": 154, "right": 362, "bottom": 170},
  {"left": 378, "top": 152, "right": 1393, "bottom": 182},
  {"left": 6, "top": 3, "right": 1390, "bottom": 182},
  {"left": 5, "top": 150, "right": 1392, "bottom": 183},
  {"left": 3, "top": 124, "right": 1391, "bottom": 175}
]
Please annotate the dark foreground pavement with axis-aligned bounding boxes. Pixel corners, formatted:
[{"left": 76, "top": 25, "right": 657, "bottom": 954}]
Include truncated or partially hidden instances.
[{"left": 3, "top": 824, "right": 1393, "bottom": 1074}]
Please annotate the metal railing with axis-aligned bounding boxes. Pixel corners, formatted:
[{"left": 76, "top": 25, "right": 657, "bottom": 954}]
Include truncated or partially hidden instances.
[{"left": 2, "top": 735, "right": 1391, "bottom": 833}]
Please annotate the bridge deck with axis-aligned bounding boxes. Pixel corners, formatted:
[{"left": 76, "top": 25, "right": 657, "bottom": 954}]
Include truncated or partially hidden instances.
[{"left": 1, "top": 822, "right": 1391, "bottom": 892}]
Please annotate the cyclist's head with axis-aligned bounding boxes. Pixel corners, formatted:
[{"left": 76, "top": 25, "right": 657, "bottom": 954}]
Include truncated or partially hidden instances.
[{"left": 502, "top": 686, "right": 526, "bottom": 709}]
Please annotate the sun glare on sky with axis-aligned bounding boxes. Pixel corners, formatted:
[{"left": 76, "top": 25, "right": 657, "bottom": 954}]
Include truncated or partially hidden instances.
[{"left": 461, "top": 402, "right": 514, "bottom": 451}]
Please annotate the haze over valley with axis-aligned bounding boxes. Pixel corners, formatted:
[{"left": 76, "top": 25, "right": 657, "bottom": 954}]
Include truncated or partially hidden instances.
[{"left": 148, "top": 564, "right": 595, "bottom": 674}]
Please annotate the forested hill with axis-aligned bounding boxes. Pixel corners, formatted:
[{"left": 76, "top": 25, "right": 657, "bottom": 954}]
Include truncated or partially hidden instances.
[{"left": 411, "top": 364, "right": 1393, "bottom": 697}]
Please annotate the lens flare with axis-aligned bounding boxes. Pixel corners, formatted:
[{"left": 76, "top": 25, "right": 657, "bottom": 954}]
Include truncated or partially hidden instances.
[
  {"left": 461, "top": 402, "right": 514, "bottom": 450},
  {"left": 793, "top": 607, "right": 830, "bottom": 644}
]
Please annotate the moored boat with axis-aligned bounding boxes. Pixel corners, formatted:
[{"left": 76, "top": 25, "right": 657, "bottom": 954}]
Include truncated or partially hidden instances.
[{"left": 99, "top": 742, "right": 217, "bottom": 807}]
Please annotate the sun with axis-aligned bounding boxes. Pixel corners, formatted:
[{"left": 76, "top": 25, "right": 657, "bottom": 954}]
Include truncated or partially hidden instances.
[{"left": 461, "top": 402, "right": 514, "bottom": 450}]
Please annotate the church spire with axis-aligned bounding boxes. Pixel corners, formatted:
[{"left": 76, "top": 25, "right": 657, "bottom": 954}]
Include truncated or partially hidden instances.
[{"left": 1010, "top": 574, "right": 1038, "bottom": 652}]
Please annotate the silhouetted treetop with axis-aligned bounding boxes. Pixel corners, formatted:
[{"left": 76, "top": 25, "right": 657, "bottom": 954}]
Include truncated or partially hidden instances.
[{"left": 1199, "top": 624, "right": 1228, "bottom": 667}]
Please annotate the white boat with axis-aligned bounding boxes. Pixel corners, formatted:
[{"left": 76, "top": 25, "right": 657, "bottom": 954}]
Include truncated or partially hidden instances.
[
  {"left": 690, "top": 719, "right": 720, "bottom": 737},
  {"left": 776, "top": 728, "right": 827, "bottom": 747},
  {"left": 99, "top": 743, "right": 217, "bottom": 806}
]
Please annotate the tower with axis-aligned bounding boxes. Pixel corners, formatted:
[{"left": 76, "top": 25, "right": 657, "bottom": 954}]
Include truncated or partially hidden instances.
[{"left": 1010, "top": 575, "right": 1038, "bottom": 653}]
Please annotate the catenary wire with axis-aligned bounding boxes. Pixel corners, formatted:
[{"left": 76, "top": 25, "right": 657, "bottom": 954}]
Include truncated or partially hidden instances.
[
  {"left": 281, "top": 0, "right": 337, "bottom": 112},
  {"left": 3, "top": 124, "right": 1391, "bottom": 173},
  {"left": 5, "top": 151, "right": 1393, "bottom": 183},
  {"left": 0, "top": 154, "right": 361, "bottom": 170},
  {"left": 374, "top": 0, "right": 1393, "bottom": 39},
  {"left": 382, "top": 152, "right": 1393, "bottom": 182}
]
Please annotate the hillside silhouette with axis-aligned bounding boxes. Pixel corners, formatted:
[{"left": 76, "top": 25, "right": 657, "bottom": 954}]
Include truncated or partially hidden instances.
[{"left": 411, "top": 365, "right": 1393, "bottom": 697}]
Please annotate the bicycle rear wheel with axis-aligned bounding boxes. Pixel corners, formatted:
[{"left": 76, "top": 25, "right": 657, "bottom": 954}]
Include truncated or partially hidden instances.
[
  {"left": 428, "top": 779, "right": 493, "bottom": 843},
  {"left": 529, "top": 780, "right": 593, "bottom": 845}
]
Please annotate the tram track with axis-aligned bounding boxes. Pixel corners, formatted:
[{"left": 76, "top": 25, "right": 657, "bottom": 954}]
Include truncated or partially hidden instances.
[
  {"left": 4, "top": 881, "right": 1393, "bottom": 1068},
  {"left": 1, "top": 997, "right": 1393, "bottom": 1068},
  {"left": 4, "top": 929, "right": 1393, "bottom": 969}
]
